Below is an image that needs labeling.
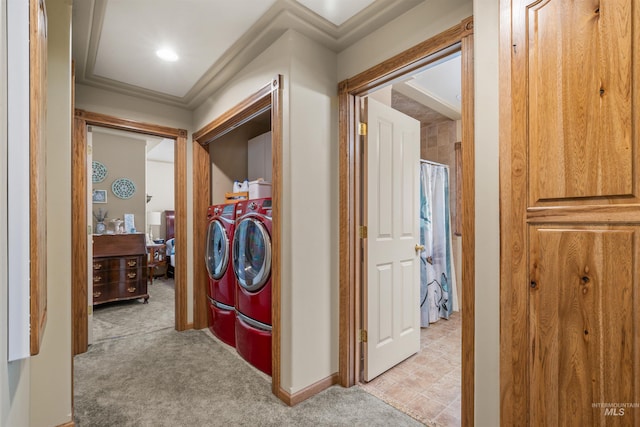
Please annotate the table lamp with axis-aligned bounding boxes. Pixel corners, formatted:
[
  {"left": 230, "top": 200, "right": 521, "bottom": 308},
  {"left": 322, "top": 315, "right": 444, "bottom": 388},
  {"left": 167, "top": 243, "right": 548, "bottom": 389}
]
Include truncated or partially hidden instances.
[{"left": 147, "top": 211, "right": 162, "bottom": 242}]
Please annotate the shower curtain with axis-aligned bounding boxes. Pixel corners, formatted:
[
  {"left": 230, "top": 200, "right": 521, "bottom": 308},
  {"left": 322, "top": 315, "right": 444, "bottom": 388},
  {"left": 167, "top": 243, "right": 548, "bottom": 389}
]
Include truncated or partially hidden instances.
[{"left": 419, "top": 161, "right": 458, "bottom": 327}]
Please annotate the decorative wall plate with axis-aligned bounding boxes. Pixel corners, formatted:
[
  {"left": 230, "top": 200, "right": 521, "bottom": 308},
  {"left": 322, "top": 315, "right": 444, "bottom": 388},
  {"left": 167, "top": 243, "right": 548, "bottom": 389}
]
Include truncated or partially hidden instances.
[
  {"left": 92, "top": 161, "right": 107, "bottom": 183},
  {"left": 111, "top": 178, "right": 136, "bottom": 199}
]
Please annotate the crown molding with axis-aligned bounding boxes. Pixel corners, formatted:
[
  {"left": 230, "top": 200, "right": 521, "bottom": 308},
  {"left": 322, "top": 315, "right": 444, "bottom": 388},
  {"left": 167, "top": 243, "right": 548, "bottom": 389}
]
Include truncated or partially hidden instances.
[{"left": 73, "top": 0, "right": 423, "bottom": 110}]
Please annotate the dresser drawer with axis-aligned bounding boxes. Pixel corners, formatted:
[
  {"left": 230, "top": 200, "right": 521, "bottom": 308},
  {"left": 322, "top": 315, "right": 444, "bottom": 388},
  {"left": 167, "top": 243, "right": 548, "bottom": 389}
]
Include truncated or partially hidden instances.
[
  {"left": 117, "top": 256, "right": 144, "bottom": 269},
  {"left": 92, "top": 259, "right": 109, "bottom": 272},
  {"left": 92, "top": 284, "right": 113, "bottom": 304},
  {"left": 93, "top": 271, "right": 109, "bottom": 284},
  {"left": 118, "top": 281, "right": 146, "bottom": 298}
]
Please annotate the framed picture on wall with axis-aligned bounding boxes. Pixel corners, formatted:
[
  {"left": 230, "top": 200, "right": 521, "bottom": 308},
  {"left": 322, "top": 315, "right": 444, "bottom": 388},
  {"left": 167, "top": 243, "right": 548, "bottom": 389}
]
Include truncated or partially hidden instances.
[{"left": 92, "top": 189, "right": 107, "bottom": 203}]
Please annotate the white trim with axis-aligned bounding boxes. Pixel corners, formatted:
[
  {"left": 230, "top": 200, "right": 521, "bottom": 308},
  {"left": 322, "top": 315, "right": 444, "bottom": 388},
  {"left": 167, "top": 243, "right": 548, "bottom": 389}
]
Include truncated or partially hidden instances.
[{"left": 7, "top": 0, "right": 31, "bottom": 361}]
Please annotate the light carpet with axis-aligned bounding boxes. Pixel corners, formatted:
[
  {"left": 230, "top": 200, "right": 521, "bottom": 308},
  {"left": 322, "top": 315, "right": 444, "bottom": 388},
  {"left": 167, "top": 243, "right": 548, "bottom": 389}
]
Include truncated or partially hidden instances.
[{"left": 75, "top": 279, "right": 424, "bottom": 426}]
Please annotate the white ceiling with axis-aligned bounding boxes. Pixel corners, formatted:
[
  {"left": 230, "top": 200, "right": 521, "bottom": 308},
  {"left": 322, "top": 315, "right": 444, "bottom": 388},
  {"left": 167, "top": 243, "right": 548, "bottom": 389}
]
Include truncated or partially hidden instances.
[
  {"left": 73, "top": 0, "right": 423, "bottom": 109},
  {"left": 92, "top": 0, "right": 277, "bottom": 98},
  {"left": 394, "top": 52, "right": 462, "bottom": 120},
  {"left": 295, "top": 0, "right": 376, "bottom": 25}
]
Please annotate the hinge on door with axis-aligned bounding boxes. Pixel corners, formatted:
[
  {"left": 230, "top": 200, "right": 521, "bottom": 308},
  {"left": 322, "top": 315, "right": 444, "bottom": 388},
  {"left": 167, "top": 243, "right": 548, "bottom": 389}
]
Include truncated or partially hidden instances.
[
  {"left": 359, "top": 329, "right": 368, "bottom": 343},
  {"left": 359, "top": 225, "right": 367, "bottom": 239},
  {"left": 358, "top": 122, "right": 367, "bottom": 136}
]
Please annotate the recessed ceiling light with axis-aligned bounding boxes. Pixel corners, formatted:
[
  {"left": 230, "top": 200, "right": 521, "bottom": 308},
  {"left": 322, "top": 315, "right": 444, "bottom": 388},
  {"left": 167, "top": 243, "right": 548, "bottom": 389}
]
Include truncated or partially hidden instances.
[{"left": 156, "top": 48, "right": 179, "bottom": 62}]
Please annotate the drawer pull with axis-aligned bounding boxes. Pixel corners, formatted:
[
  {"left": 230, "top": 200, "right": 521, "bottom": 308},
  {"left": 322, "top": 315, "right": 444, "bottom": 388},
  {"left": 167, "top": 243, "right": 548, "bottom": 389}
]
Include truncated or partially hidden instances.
[
  {"left": 94, "top": 275, "right": 103, "bottom": 283},
  {"left": 127, "top": 260, "right": 137, "bottom": 267},
  {"left": 93, "top": 263, "right": 102, "bottom": 270},
  {"left": 93, "top": 291, "right": 102, "bottom": 298},
  {"left": 127, "top": 287, "right": 136, "bottom": 293},
  {"left": 127, "top": 272, "right": 137, "bottom": 279}
]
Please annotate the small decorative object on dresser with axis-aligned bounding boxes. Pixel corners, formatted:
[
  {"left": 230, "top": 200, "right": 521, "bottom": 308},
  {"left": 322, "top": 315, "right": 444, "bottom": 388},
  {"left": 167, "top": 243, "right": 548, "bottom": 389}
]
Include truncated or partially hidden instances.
[
  {"left": 93, "top": 208, "right": 108, "bottom": 234},
  {"left": 92, "top": 233, "right": 148, "bottom": 305}
]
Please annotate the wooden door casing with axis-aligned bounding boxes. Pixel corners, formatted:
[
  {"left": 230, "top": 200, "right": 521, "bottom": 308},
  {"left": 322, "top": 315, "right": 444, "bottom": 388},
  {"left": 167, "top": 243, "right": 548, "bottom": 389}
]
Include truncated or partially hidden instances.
[{"left": 501, "top": 0, "right": 640, "bottom": 425}]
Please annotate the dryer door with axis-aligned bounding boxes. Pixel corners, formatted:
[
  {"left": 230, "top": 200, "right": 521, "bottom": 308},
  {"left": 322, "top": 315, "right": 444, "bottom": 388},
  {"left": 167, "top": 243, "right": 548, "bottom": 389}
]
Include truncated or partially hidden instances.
[
  {"left": 205, "top": 219, "right": 229, "bottom": 280},
  {"left": 233, "top": 218, "right": 271, "bottom": 292}
]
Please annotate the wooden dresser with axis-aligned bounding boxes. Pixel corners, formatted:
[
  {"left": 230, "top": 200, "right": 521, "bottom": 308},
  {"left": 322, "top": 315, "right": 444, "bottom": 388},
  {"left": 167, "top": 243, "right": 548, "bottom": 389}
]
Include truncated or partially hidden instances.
[{"left": 92, "top": 233, "right": 148, "bottom": 305}]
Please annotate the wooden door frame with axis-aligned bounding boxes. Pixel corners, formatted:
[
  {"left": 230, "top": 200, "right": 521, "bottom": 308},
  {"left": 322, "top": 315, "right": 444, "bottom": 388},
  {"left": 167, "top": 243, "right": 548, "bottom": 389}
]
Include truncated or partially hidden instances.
[
  {"left": 192, "top": 76, "right": 284, "bottom": 401},
  {"left": 72, "top": 109, "right": 189, "bottom": 355},
  {"left": 338, "top": 18, "right": 475, "bottom": 426}
]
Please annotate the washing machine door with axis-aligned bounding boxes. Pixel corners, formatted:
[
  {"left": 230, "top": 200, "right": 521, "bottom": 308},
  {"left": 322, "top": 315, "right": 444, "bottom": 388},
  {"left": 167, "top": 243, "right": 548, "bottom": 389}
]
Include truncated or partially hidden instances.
[
  {"left": 205, "top": 219, "right": 229, "bottom": 280},
  {"left": 233, "top": 218, "right": 271, "bottom": 292}
]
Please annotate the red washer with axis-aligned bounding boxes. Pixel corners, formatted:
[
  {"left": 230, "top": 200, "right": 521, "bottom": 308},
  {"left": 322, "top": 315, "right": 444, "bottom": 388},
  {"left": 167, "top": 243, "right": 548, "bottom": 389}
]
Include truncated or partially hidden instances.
[
  {"left": 232, "top": 198, "right": 272, "bottom": 375},
  {"left": 205, "top": 203, "right": 237, "bottom": 346}
]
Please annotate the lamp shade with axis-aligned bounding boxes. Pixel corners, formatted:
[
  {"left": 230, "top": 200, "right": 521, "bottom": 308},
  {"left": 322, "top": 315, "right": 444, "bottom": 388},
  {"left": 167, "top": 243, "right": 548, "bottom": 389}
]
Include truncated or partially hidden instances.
[{"left": 147, "top": 211, "right": 162, "bottom": 226}]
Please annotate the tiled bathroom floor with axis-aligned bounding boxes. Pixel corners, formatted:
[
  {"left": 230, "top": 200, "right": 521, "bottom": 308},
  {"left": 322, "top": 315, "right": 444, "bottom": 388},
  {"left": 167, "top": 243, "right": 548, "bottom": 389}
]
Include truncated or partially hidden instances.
[{"left": 360, "top": 312, "right": 461, "bottom": 426}]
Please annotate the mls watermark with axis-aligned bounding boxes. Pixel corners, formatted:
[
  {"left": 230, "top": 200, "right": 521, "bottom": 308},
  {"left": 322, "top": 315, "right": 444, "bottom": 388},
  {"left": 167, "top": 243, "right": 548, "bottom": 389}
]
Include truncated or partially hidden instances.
[{"left": 592, "top": 402, "right": 639, "bottom": 417}]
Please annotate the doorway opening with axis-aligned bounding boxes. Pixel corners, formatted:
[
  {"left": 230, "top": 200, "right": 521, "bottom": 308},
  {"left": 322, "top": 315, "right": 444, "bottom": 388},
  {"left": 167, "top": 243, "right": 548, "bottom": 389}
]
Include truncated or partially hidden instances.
[
  {"left": 85, "top": 125, "right": 177, "bottom": 344},
  {"left": 338, "top": 17, "right": 474, "bottom": 426},
  {"left": 72, "top": 109, "right": 189, "bottom": 356},
  {"left": 357, "top": 50, "right": 463, "bottom": 424},
  {"left": 192, "top": 76, "right": 286, "bottom": 402}
]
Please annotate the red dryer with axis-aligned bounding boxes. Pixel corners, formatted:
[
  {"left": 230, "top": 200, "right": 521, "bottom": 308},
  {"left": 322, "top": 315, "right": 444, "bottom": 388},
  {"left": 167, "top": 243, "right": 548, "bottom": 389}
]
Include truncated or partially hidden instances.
[
  {"left": 205, "top": 203, "right": 237, "bottom": 346},
  {"left": 232, "top": 198, "right": 273, "bottom": 376}
]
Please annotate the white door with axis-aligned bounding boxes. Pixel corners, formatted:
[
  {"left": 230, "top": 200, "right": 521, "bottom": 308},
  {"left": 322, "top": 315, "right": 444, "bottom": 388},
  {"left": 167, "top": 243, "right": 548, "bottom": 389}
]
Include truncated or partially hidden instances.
[
  {"left": 87, "top": 129, "right": 94, "bottom": 344},
  {"left": 364, "top": 97, "right": 421, "bottom": 381}
]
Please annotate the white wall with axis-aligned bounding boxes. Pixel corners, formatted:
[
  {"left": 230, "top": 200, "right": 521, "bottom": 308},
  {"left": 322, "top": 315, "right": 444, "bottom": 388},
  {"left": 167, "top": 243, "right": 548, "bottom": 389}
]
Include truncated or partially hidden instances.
[
  {"left": 337, "top": 0, "right": 501, "bottom": 424},
  {"left": 29, "top": 0, "right": 73, "bottom": 425},
  {"left": 1, "top": 0, "right": 31, "bottom": 424},
  {"left": 146, "top": 160, "right": 175, "bottom": 213}
]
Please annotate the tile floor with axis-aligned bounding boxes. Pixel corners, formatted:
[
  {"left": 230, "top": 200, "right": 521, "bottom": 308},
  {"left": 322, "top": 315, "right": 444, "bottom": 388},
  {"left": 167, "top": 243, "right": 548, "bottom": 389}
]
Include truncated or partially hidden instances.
[{"left": 360, "top": 312, "right": 461, "bottom": 426}]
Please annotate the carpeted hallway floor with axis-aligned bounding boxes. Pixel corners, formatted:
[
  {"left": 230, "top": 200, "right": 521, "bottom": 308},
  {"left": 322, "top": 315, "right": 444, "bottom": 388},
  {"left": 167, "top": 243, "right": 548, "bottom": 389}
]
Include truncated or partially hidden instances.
[{"left": 74, "top": 278, "right": 425, "bottom": 426}]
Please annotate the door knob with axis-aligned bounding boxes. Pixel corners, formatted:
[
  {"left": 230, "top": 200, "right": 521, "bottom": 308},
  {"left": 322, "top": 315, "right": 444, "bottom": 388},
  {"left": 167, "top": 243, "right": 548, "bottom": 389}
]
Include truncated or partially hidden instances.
[{"left": 415, "top": 244, "right": 425, "bottom": 254}]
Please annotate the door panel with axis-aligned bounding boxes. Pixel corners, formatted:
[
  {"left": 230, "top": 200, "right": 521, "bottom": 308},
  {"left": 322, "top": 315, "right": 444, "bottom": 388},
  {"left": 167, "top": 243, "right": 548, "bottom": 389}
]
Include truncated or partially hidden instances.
[
  {"left": 528, "top": 0, "right": 637, "bottom": 204},
  {"left": 502, "top": 0, "right": 640, "bottom": 424},
  {"left": 364, "top": 98, "right": 420, "bottom": 381},
  {"left": 529, "top": 226, "right": 637, "bottom": 426}
]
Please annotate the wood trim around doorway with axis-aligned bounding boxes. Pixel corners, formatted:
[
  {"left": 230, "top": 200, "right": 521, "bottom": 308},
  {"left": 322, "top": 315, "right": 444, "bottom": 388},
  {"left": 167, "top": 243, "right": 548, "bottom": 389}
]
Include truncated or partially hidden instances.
[
  {"left": 338, "top": 17, "right": 475, "bottom": 426},
  {"left": 192, "top": 76, "right": 284, "bottom": 401},
  {"left": 72, "top": 109, "right": 189, "bottom": 355}
]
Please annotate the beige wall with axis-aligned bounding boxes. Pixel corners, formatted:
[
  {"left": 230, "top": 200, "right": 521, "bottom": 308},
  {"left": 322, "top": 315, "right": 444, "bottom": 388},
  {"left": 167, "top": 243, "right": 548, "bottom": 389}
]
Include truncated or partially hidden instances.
[
  {"left": 288, "top": 32, "right": 338, "bottom": 391},
  {"left": 472, "top": 0, "right": 500, "bottom": 425},
  {"left": 337, "top": 0, "right": 473, "bottom": 81},
  {"left": 92, "top": 132, "right": 147, "bottom": 232},
  {"left": 1, "top": 0, "right": 31, "bottom": 424},
  {"left": 29, "top": 0, "right": 74, "bottom": 425}
]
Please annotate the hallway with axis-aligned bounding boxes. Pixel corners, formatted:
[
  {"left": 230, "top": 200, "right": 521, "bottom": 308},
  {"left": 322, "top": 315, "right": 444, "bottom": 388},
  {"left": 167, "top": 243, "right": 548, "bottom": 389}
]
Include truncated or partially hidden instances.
[{"left": 74, "top": 279, "right": 425, "bottom": 426}]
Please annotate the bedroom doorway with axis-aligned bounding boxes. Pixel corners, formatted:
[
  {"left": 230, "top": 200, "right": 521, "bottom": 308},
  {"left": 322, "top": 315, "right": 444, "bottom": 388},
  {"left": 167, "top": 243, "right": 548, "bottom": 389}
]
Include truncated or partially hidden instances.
[
  {"left": 85, "top": 125, "right": 177, "bottom": 345},
  {"left": 72, "top": 109, "right": 189, "bottom": 356}
]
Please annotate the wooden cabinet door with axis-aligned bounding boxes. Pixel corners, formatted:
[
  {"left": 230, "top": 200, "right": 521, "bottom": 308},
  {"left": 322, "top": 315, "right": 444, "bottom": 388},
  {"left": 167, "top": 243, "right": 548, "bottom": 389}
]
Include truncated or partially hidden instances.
[{"left": 501, "top": 0, "right": 640, "bottom": 425}]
